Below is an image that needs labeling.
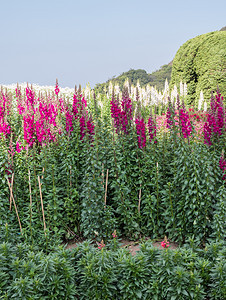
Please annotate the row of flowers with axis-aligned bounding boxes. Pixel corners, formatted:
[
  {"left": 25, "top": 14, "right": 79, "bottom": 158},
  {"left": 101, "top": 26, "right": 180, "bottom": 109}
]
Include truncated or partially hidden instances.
[
  {"left": 110, "top": 88, "right": 225, "bottom": 146},
  {"left": 0, "top": 82, "right": 225, "bottom": 181},
  {"left": 0, "top": 81, "right": 95, "bottom": 149}
]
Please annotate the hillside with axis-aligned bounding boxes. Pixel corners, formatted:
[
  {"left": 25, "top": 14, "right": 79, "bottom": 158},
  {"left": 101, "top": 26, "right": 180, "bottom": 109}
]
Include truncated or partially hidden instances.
[
  {"left": 170, "top": 30, "right": 226, "bottom": 105},
  {"left": 94, "top": 27, "right": 225, "bottom": 102},
  {"left": 94, "top": 63, "right": 172, "bottom": 94}
]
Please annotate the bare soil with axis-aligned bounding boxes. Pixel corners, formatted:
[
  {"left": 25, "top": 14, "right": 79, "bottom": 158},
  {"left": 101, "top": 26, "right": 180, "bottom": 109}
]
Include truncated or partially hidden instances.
[{"left": 65, "top": 238, "right": 179, "bottom": 256}]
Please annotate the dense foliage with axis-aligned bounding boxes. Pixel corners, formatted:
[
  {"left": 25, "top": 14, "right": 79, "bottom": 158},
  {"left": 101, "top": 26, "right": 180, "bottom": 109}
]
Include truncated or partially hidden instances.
[
  {"left": 0, "top": 82, "right": 225, "bottom": 299},
  {"left": 0, "top": 238, "right": 225, "bottom": 299},
  {"left": 170, "top": 30, "right": 226, "bottom": 106}
]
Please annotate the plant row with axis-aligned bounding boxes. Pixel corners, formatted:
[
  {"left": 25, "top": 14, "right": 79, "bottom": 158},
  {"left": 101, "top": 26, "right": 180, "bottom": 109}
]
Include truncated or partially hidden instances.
[
  {"left": 0, "top": 236, "right": 225, "bottom": 299},
  {"left": 0, "top": 84, "right": 225, "bottom": 248}
]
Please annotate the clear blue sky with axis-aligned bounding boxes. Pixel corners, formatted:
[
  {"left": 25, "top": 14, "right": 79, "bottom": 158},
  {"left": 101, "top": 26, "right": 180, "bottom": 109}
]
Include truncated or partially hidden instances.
[{"left": 0, "top": 0, "right": 225, "bottom": 88}]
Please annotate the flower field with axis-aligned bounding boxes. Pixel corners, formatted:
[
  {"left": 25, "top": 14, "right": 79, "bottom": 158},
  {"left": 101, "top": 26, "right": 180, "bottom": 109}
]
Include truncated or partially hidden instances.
[{"left": 0, "top": 81, "right": 225, "bottom": 299}]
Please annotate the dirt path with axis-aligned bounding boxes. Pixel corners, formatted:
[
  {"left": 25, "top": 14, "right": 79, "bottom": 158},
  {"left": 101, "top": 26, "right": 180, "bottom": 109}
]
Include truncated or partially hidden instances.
[{"left": 65, "top": 238, "right": 179, "bottom": 256}]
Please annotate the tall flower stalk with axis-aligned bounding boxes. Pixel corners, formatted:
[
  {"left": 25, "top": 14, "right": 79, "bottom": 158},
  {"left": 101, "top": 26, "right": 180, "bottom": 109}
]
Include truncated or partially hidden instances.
[
  {"left": 219, "top": 152, "right": 226, "bottom": 182},
  {"left": 135, "top": 117, "right": 146, "bottom": 148},
  {"left": 147, "top": 113, "right": 157, "bottom": 143},
  {"left": 204, "top": 91, "right": 225, "bottom": 146},
  {"left": 110, "top": 88, "right": 133, "bottom": 135},
  {"left": 178, "top": 107, "right": 193, "bottom": 139}
]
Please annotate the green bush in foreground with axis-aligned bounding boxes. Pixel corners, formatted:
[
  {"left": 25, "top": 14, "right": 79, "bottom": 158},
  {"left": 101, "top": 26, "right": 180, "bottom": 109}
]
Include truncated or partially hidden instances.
[{"left": 0, "top": 238, "right": 225, "bottom": 299}]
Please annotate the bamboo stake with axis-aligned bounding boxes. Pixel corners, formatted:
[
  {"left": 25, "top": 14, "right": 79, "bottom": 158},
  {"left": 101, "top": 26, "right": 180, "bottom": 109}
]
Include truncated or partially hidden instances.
[
  {"left": 69, "top": 166, "right": 72, "bottom": 196},
  {"left": 38, "top": 176, "right": 46, "bottom": 235},
  {"left": 138, "top": 184, "right": 142, "bottom": 215},
  {"left": 9, "top": 173, "right": 14, "bottom": 211},
  {"left": 104, "top": 169, "right": 109, "bottom": 207},
  {"left": 28, "top": 169, "right": 32, "bottom": 214},
  {"left": 7, "top": 177, "right": 23, "bottom": 234}
]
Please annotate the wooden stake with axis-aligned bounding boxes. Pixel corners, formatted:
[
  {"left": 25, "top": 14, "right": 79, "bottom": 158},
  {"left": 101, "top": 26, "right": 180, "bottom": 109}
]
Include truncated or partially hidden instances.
[
  {"left": 104, "top": 169, "right": 109, "bottom": 207},
  {"left": 7, "top": 177, "right": 23, "bottom": 234},
  {"left": 138, "top": 184, "right": 142, "bottom": 215},
  {"left": 9, "top": 173, "right": 14, "bottom": 211},
  {"left": 38, "top": 176, "right": 46, "bottom": 235},
  {"left": 69, "top": 166, "right": 72, "bottom": 196},
  {"left": 28, "top": 169, "right": 32, "bottom": 213}
]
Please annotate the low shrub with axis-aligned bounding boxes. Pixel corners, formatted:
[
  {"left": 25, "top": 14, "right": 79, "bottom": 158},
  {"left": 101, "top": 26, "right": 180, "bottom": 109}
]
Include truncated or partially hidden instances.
[{"left": 0, "top": 239, "right": 225, "bottom": 299}]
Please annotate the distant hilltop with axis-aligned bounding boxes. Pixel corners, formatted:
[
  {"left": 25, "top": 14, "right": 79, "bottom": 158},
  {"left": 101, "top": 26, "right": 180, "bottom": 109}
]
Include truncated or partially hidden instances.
[{"left": 94, "top": 63, "right": 172, "bottom": 94}]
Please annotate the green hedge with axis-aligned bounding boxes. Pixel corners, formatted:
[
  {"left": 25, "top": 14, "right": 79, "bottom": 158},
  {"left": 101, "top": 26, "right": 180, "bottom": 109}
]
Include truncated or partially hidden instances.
[
  {"left": 170, "top": 31, "right": 226, "bottom": 106},
  {"left": 0, "top": 239, "right": 225, "bottom": 299}
]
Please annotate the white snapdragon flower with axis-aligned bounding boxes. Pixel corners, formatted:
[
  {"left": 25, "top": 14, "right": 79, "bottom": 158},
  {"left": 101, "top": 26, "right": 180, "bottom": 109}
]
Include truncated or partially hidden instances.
[
  {"left": 184, "top": 82, "right": 187, "bottom": 97},
  {"left": 171, "top": 85, "right": 178, "bottom": 102},
  {"left": 198, "top": 90, "right": 204, "bottom": 110},
  {"left": 108, "top": 81, "right": 113, "bottom": 95},
  {"left": 163, "top": 78, "right": 169, "bottom": 98},
  {"left": 114, "top": 84, "right": 120, "bottom": 95},
  {"left": 180, "top": 81, "right": 184, "bottom": 97}
]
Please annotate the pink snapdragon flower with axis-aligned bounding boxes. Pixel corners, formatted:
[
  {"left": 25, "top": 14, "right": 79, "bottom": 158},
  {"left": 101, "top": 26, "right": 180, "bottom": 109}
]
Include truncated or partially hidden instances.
[
  {"left": 110, "top": 90, "right": 133, "bottom": 134},
  {"left": 148, "top": 115, "right": 157, "bottom": 143},
  {"left": 16, "top": 142, "right": 24, "bottom": 153},
  {"left": 65, "top": 92, "right": 95, "bottom": 142},
  {"left": 97, "top": 240, "right": 105, "bottom": 250},
  {"left": 166, "top": 107, "right": 174, "bottom": 129},
  {"left": 112, "top": 230, "right": 117, "bottom": 238},
  {"left": 204, "top": 91, "right": 225, "bottom": 145},
  {"left": 79, "top": 115, "right": 86, "bottom": 140},
  {"left": 55, "top": 80, "right": 60, "bottom": 96},
  {"left": 65, "top": 109, "right": 74, "bottom": 133},
  {"left": 179, "top": 107, "right": 193, "bottom": 138},
  {"left": 25, "top": 87, "right": 36, "bottom": 109},
  {"left": 15, "top": 87, "right": 21, "bottom": 98},
  {"left": 86, "top": 116, "right": 95, "bottom": 139},
  {"left": 135, "top": 118, "right": 146, "bottom": 148},
  {"left": 0, "top": 121, "right": 11, "bottom": 138},
  {"left": 161, "top": 240, "right": 169, "bottom": 248},
  {"left": 110, "top": 94, "right": 123, "bottom": 134},
  {"left": 121, "top": 89, "right": 133, "bottom": 134}
]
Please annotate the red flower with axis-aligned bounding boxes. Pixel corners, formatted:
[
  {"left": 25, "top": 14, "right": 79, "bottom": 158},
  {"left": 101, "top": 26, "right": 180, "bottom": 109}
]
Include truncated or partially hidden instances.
[
  {"left": 97, "top": 240, "right": 105, "bottom": 249},
  {"left": 161, "top": 241, "right": 169, "bottom": 248}
]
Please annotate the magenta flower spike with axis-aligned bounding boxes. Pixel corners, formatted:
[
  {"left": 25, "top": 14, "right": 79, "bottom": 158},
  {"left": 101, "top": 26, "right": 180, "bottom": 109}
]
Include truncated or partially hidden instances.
[
  {"left": 166, "top": 107, "right": 174, "bottom": 129},
  {"left": 161, "top": 236, "right": 170, "bottom": 248},
  {"left": 65, "top": 109, "right": 74, "bottom": 134},
  {"left": 110, "top": 93, "right": 122, "bottom": 134},
  {"left": 110, "top": 89, "right": 133, "bottom": 135},
  {"left": 148, "top": 114, "right": 157, "bottom": 143},
  {"left": 16, "top": 142, "right": 24, "bottom": 153},
  {"left": 178, "top": 107, "right": 193, "bottom": 138},
  {"left": 204, "top": 91, "right": 225, "bottom": 145},
  {"left": 55, "top": 80, "right": 60, "bottom": 96},
  {"left": 135, "top": 117, "right": 146, "bottom": 148},
  {"left": 161, "top": 240, "right": 170, "bottom": 248}
]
